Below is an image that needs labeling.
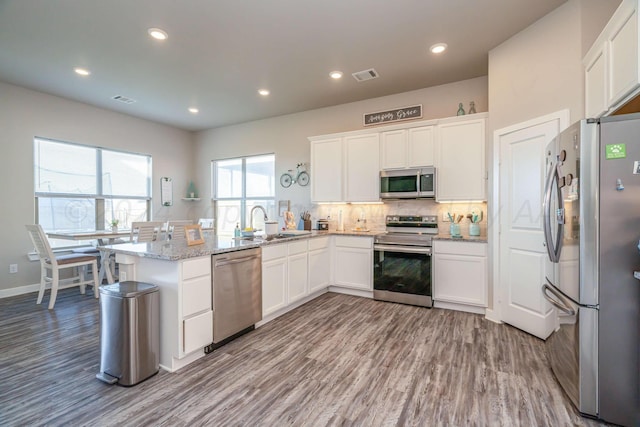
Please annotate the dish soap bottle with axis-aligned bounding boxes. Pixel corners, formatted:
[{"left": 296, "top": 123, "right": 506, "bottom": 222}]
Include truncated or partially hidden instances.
[{"left": 234, "top": 223, "right": 241, "bottom": 238}]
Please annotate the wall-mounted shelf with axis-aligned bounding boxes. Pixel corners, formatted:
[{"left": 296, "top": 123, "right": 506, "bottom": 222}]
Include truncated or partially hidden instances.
[{"left": 182, "top": 198, "right": 201, "bottom": 201}]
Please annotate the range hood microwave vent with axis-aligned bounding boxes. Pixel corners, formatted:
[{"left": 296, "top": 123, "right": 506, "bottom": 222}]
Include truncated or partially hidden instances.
[
  {"left": 112, "top": 95, "right": 137, "bottom": 104},
  {"left": 352, "top": 68, "right": 379, "bottom": 82}
]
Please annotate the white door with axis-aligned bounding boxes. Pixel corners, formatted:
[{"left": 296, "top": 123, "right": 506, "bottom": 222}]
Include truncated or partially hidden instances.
[{"left": 497, "top": 112, "right": 567, "bottom": 339}]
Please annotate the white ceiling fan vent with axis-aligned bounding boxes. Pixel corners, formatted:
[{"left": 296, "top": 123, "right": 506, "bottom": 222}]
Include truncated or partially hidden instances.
[
  {"left": 112, "top": 95, "right": 136, "bottom": 104},
  {"left": 352, "top": 68, "right": 379, "bottom": 82}
]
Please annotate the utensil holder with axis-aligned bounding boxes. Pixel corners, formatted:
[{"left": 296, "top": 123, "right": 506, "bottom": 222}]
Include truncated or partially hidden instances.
[
  {"left": 303, "top": 220, "right": 311, "bottom": 231},
  {"left": 450, "top": 223, "right": 461, "bottom": 237},
  {"left": 469, "top": 223, "right": 480, "bottom": 236}
]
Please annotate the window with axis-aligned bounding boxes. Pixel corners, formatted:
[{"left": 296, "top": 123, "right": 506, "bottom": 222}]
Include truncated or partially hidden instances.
[
  {"left": 34, "top": 137, "right": 152, "bottom": 247},
  {"left": 212, "top": 154, "right": 275, "bottom": 236}
]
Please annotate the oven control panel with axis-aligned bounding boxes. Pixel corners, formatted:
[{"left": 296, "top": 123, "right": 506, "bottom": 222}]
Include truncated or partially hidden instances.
[
  {"left": 384, "top": 214, "right": 438, "bottom": 235},
  {"left": 385, "top": 215, "right": 438, "bottom": 226}
]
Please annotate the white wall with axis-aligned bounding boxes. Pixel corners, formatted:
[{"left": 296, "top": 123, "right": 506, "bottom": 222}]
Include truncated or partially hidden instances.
[
  {"left": 0, "top": 81, "right": 194, "bottom": 295},
  {"left": 487, "top": 0, "right": 621, "bottom": 312},
  {"left": 193, "top": 76, "right": 488, "bottom": 228}
]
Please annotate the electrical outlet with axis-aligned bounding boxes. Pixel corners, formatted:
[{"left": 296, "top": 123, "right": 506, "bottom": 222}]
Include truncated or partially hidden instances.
[
  {"left": 120, "top": 271, "right": 127, "bottom": 281},
  {"left": 9, "top": 264, "right": 18, "bottom": 274}
]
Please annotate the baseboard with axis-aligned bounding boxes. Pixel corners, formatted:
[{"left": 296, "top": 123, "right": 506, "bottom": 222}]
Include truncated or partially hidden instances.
[
  {"left": 484, "top": 308, "right": 503, "bottom": 324},
  {"left": 0, "top": 283, "right": 41, "bottom": 299},
  {"left": 328, "top": 286, "right": 373, "bottom": 299},
  {"left": 433, "top": 300, "right": 486, "bottom": 315}
]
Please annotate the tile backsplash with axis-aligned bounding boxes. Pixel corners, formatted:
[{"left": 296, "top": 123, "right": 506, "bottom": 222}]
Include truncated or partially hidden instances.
[{"left": 305, "top": 200, "right": 487, "bottom": 236}]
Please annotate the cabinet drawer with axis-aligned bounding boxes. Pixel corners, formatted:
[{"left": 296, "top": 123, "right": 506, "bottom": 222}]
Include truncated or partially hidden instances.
[
  {"left": 309, "top": 236, "right": 330, "bottom": 250},
  {"left": 183, "top": 275, "right": 212, "bottom": 317},
  {"left": 262, "top": 243, "right": 288, "bottom": 261},
  {"left": 183, "top": 310, "right": 213, "bottom": 354},
  {"left": 334, "top": 236, "right": 373, "bottom": 249},
  {"left": 288, "top": 240, "right": 308, "bottom": 255},
  {"left": 435, "top": 240, "right": 487, "bottom": 257},
  {"left": 182, "top": 257, "right": 211, "bottom": 280}
]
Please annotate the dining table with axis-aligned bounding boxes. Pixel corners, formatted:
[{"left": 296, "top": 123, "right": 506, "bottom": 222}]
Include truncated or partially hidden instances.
[{"left": 46, "top": 229, "right": 131, "bottom": 285}]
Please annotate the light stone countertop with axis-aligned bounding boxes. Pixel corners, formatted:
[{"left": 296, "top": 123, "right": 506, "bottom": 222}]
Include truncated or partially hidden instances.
[
  {"left": 100, "top": 230, "right": 381, "bottom": 261},
  {"left": 100, "top": 229, "right": 487, "bottom": 261}
]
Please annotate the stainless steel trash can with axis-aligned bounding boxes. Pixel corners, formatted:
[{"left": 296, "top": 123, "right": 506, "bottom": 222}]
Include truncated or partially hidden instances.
[{"left": 96, "top": 281, "right": 159, "bottom": 386}]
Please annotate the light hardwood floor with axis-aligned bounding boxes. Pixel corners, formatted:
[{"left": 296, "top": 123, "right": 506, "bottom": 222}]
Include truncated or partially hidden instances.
[{"left": 0, "top": 289, "right": 607, "bottom": 426}]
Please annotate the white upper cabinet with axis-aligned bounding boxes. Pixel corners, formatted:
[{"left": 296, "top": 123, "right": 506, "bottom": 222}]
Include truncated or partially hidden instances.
[
  {"left": 344, "top": 133, "right": 380, "bottom": 202},
  {"left": 380, "top": 126, "right": 434, "bottom": 169},
  {"left": 408, "top": 126, "right": 435, "bottom": 167},
  {"left": 310, "top": 133, "right": 379, "bottom": 203},
  {"left": 435, "top": 115, "right": 487, "bottom": 202},
  {"left": 585, "top": 43, "right": 608, "bottom": 118},
  {"left": 380, "top": 129, "right": 406, "bottom": 169},
  {"left": 584, "top": 0, "right": 639, "bottom": 117},
  {"left": 310, "top": 114, "right": 486, "bottom": 203},
  {"left": 310, "top": 137, "right": 343, "bottom": 202},
  {"left": 608, "top": 3, "right": 638, "bottom": 106}
]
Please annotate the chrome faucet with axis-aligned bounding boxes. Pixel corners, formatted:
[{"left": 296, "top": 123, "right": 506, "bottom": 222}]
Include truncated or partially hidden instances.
[{"left": 249, "top": 205, "right": 268, "bottom": 229}]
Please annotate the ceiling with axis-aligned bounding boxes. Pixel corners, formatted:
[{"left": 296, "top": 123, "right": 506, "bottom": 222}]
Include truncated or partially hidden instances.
[{"left": 0, "top": 0, "right": 567, "bottom": 131}]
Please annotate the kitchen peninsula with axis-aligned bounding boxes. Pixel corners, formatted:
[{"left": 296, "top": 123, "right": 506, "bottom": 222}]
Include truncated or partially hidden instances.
[
  {"left": 102, "top": 228, "right": 488, "bottom": 373},
  {"left": 100, "top": 231, "right": 365, "bottom": 372}
]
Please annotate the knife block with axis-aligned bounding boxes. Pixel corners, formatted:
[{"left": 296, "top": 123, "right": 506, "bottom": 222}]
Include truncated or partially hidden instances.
[{"left": 303, "top": 220, "right": 311, "bottom": 231}]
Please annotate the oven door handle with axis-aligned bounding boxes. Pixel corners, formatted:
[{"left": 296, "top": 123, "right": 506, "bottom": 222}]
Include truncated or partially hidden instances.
[{"left": 374, "top": 244, "right": 432, "bottom": 255}]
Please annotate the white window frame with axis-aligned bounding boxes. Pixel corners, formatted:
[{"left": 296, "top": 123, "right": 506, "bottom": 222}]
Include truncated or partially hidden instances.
[
  {"left": 34, "top": 137, "right": 152, "bottom": 246},
  {"left": 211, "top": 153, "right": 275, "bottom": 234}
]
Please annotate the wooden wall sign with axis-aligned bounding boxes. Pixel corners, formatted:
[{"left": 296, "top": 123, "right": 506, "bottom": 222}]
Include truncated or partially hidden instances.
[{"left": 363, "top": 104, "right": 422, "bottom": 126}]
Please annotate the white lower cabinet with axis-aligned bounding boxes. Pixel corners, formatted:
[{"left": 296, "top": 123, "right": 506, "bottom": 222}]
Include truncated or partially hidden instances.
[
  {"left": 433, "top": 240, "right": 488, "bottom": 308},
  {"left": 180, "top": 257, "right": 213, "bottom": 355},
  {"left": 333, "top": 236, "right": 373, "bottom": 291},
  {"left": 183, "top": 311, "right": 213, "bottom": 354},
  {"left": 309, "top": 237, "right": 331, "bottom": 293},
  {"left": 262, "top": 244, "right": 289, "bottom": 316},
  {"left": 261, "top": 236, "right": 335, "bottom": 322},
  {"left": 288, "top": 240, "right": 309, "bottom": 304},
  {"left": 132, "top": 255, "right": 213, "bottom": 372}
]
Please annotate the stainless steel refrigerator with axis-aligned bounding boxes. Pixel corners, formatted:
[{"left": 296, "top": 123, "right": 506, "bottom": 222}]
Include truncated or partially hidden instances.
[{"left": 542, "top": 114, "right": 640, "bottom": 426}]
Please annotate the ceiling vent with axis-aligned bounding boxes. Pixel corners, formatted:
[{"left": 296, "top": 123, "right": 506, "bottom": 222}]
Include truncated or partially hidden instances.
[
  {"left": 112, "top": 95, "right": 136, "bottom": 104},
  {"left": 352, "top": 68, "right": 379, "bottom": 82}
]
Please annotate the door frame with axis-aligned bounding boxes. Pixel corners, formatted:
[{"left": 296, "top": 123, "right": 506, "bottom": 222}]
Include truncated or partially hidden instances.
[{"left": 488, "top": 110, "right": 570, "bottom": 324}]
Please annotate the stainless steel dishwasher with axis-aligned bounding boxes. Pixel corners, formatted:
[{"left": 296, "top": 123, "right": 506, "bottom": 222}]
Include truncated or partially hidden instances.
[{"left": 212, "top": 248, "right": 262, "bottom": 344}]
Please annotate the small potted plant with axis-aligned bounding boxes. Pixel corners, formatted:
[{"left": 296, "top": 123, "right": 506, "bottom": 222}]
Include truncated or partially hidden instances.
[{"left": 110, "top": 219, "right": 119, "bottom": 233}]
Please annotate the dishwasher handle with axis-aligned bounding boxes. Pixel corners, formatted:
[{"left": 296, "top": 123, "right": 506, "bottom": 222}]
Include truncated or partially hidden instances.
[{"left": 214, "top": 254, "right": 260, "bottom": 268}]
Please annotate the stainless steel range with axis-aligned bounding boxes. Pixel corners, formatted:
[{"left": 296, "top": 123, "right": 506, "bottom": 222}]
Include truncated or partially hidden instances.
[{"left": 373, "top": 215, "right": 437, "bottom": 308}]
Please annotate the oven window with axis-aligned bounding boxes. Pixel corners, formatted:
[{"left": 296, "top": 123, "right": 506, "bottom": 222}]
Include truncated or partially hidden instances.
[
  {"left": 374, "top": 249, "right": 431, "bottom": 296},
  {"left": 380, "top": 175, "right": 418, "bottom": 193}
]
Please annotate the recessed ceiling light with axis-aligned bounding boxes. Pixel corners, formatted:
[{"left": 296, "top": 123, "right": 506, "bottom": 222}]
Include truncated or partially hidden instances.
[
  {"left": 330, "top": 71, "right": 343, "bottom": 79},
  {"left": 258, "top": 89, "right": 270, "bottom": 96},
  {"left": 148, "top": 28, "right": 168, "bottom": 41},
  {"left": 188, "top": 107, "right": 199, "bottom": 114},
  {"left": 74, "top": 67, "right": 91, "bottom": 76},
  {"left": 430, "top": 43, "right": 447, "bottom": 54}
]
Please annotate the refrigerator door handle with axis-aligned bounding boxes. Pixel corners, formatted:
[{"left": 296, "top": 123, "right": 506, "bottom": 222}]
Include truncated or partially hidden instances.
[
  {"left": 542, "top": 283, "right": 576, "bottom": 315},
  {"left": 542, "top": 160, "right": 564, "bottom": 263}
]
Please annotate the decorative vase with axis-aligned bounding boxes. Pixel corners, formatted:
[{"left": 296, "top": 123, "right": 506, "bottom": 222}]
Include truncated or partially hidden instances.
[
  {"left": 469, "top": 223, "right": 480, "bottom": 236},
  {"left": 456, "top": 102, "right": 465, "bottom": 116},
  {"left": 450, "top": 223, "right": 461, "bottom": 237},
  {"left": 469, "top": 101, "right": 476, "bottom": 114},
  {"left": 111, "top": 225, "right": 118, "bottom": 233}
]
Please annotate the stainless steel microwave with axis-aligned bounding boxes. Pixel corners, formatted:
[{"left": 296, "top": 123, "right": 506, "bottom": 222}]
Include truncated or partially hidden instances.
[{"left": 380, "top": 167, "right": 435, "bottom": 199}]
